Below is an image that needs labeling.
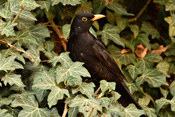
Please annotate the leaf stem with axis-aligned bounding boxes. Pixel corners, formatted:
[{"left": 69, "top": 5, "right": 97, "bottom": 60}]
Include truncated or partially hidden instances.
[
  {"left": 0, "top": 2, "right": 7, "bottom": 8},
  {"left": 129, "top": 0, "right": 152, "bottom": 22},
  {"left": 62, "top": 103, "right": 68, "bottom": 117},
  {"left": 12, "top": 6, "right": 25, "bottom": 23},
  {"left": 0, "top": 39, "right": 34, "bottom": 62}
]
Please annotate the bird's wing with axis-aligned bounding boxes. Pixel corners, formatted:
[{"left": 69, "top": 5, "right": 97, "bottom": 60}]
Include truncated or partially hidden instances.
[{"left": 93, "top": 40, "right": 126, "bottom": 81}]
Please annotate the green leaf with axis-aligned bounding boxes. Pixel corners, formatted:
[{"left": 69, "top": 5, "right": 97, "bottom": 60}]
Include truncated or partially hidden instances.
[
  {"left": 51, "top": 0, "right": 81, "bottom": 6},
  {"left": 72, "top": 82, "right": 95, "bottom": 98},
  {"left": 120, "top": 38, "right": 135, "bottom": 51},
  {"left": 108, "top": 45, "right": 136, "bottom": 65},
  {"left": 156, "top": 61, "right": 170, "bottom": 77},
  {"left": 0, "top": 2, "right": 13, "bottom": 19},
  {"left": 166, "top": 2, "right": 175, "bottom": 11},
  {"left": 19, "top": 0, "right": 40, "bottom": 11},
  {"left": 106, "top": 10, "right": 115, "bottom": 24},
  {"left": 10, "top": 1, "right": 37, "bottom": 21},
  {"left": 0, "top": 54, "right": 16, "bottom": 72},
  {"left": 18, "top": 108, "right": 48, "bottom": 117},
  {"left": 116, "top": 17, "right": 129, "bottom": 31},
  {"left": 144, "top": 107, "right": 157, "bottom": 117},
  {"left": 136, "top": 69, "right": 168, "bottom": 87},
  {"left": 62, "top": 24, "right": 71, "bottom": 39},
  {"left": 99, "top": 97, "right": 110, "bottom": 108},
  {"left": 1, "top": 73, "right": 25, "bottom": 88},
  {"left": 134, "top": 33, "right": 151, "bottom": 50},
  {"left": 129, "top": 25, "right": 140, "bottom": 39},
  {"left": 56, "top": 62, "right": 90, "bottom": 84},
  {"left": 97, "top": 23, "right": 124, "bottom": 46},
  {"left": 125, "top": 82, "right": 138, "bottom": 94},
  {"left": 0, "top": 109, "right": 13, "bottom": 117},
  {"left": 0, "top": 19, "right": 7, "bottom": 31},
  {"left": 138, "top": 96, "right": 150, "bottom": 106},
  {"left": 92, "top": 0, "right": 106, "bottom": 14},
  {"left": 66, "top": 95, "right": 102, "bottom": 117},
  {"left": 155, "top": 97, "right": 170, "bottom": 112},
  {"left": 16, "top": 18, "right": 34, "bottom": 30},
  {"left": 126, "top": 64, "right": 142, "bottom": 79},
  {"left": 107, "top": 1, "right": 134, "bottom": 16},
  {"left": 75, "top": 0, "right": 93, "bottom": 14},
  {"left": 67, "top": 76, "right": 82, "bottom": 86},
  {"left": 170, "top": 96, "right": 175, "bottom": 111},
  {"left": 136, "top": 53, "right": 163, "bottom": 71},
  {"left": 119, "top": 104, "right": 145, "bottom": 117},
  {"left": 165, "top": 17, "right": 175, "bottom": 37},
  {"left": 100, "top": 80, "right": 116, "bottom": 93},
  {"left": 1, "top": 22, "right": 17, "bottom": 37},
  {"left": 30, "top": 24, "right": 50, "bottom": 43},
  {"left": 0, "top": 97, "right": 12, "bottom": 107},
  {"left": 141, "top": 21, "right": 160, "bottom": 39},
  {"left": 49, "top": 52, "right": 73, "bottom": 67},
  {"left": 68, "top": 107, "right": 78, "bottom": 117},
  {"left": 48, "top": 87, "right": 69, "bottom": 108},
  {"left": 160, "top": 87, "right": 169, "bottom": 98},
  {"left": 111, "top": 91, "right": 121, "bottom": 102},
  {"left": 170, "top": 81, "right": 175, "bottom": 96},
  {"left": 37, "top": 1, "right": 51, "bottom": 11}
]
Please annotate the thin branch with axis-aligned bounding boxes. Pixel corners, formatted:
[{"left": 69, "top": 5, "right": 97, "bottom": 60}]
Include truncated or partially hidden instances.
[
  {"left": 50, "top": 20, "right": 67, "bottom": 51},
  {"left": 129, "top": 0, "right": 152, "bottom": 22},
  {"left": 0, "top": 2, "right": 7, "bottom": 8},
  {"left": 94, "top": 87, "right": 101, "bottom": 96},
  {"left": 0, "top": 40, "right": 34, "bottom": 62},
  {"left": 12, "top": 6, "right": 25, "bottom": 23},
  {"left": 62, "top": 103, "right": 68, "bottom": 117}
]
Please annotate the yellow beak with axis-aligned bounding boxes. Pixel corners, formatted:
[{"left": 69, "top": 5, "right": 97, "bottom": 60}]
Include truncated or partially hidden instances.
[{"left": 91, "top": 14, "right": 105, "bottom": 21}]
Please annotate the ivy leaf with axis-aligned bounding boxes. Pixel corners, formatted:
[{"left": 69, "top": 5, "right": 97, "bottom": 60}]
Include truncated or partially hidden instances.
[
  {"left": 165, "top": 2, "right": 175, "bottom": 11},
  {"left": 119, "top": 104, "right": 145, "bottom": 117},
  {"left": 48, "top": 87, "right": 69, "bottom": 108},
  {"left": 51, "top": 0, "right": 81, "bottom": 6},
  {"left": 144, "top": 107, "right": 157, "bottom": 117},
  {"left": 68, "top": 107, "right": 79, "bottom": 117},
  {"left": 164, "top": 17, "right": 175, "bottom": 37},
  {"left": 37, "top": 1, "right": 51, "bottom": 11},
  {"left": 99, "top": 97, "right": 110, "bottom": 109},
  {"left": 0, "top": 19, "right": 7, "bottom": 31},
  {"left": 62, "top": 24, "right": 71, "bottom": 39},
  {"left": 72, "top": 82, "right": 95, "bottom": 98},
  {"left": 155, "top": 98, "right": 170, "bottom": 112},
  {"left": 138, "top": 96, "right": 150, "bottom": 106},
  {"left": 126, "top": 64, "right": 142, "bottom": 79},
  {"left": 19, "top": 0, "right": 40, "bottom": 11},
  {"left": 56, "top": 62, "right": 90, "bottom": 84},
  {"left": 16, "top": 18, "right": 34, "bottom": 30},
  {"left": 49, "top": 52, "right": 73, "bottom": 67},
  {"left": 0, "top": 54, "right": 16, "bottom": 72},
  {"left": 100, "top": 80, "right": 116, "bottom": 93},
  {"left": 92, "top": 0, "right": 106, "bottom": 14},
  {"left": 116, "top": 17, "right": 129, "bottom": 31},
  {"left": 160, "top": 87, "right": 169, "bottom": 98},
  {"left": 170, "top": 81, "right": 175, "bottom": 96},
  {"left": 111, "top": 91, "right": 121, "bottom": 102},
  {"left": 0, "top": 97, "right": 12, "bottom": 107},
  {"left": 107, "top": 1, "right": 134, "bottom": 16},
  {"left": 10, "top": 1, "right": 37, "bottom": 21},
  {"left": 67, "top": 76, "right": 82, "bottom": 86},
  {"left": 129, "top": 25, "right": 140, "bottom": 39},
  {"left": 18, "top": 108, "right": 48, "bottom": 117},
  {"left": 30, "top": 24, "right": 50, "bottom": 43},
  {"left": 136, "top": 69, "right": 168, "bottom": 87},
  {"left": 134, "top": 33, "right": 151, "bottom": 50},
  {"left": 108, "top": 45, "right": 136, "bottom": 65},
  {"left": 97, "top": 23, "right": 124, "bottom": 46},
  {"left": 0, "top": 2, "right": 13, "bottom": 19},
  {"left": 67, "top": 95, "right": 102, "bottom": 117},
  {"left": 1, "top": 73, "right": 25, "bottom": 88},
  {"left": 75, "top": 0, "right": 93, "bottom": 14},
  {"left": 156, "top": 61, "right": 170, "bottom": 77},
  {"left": 125, "top": 82, "right": 138, "bottom": 95},
  {"left": 0, "top": 109, "right": 13, "bottom": 117},
  {"left": 1, "top": 22, "right": 17, "bottom": 37},
  {"left": 141, "top": 22, "right": 160, "bottom": 39},
  {"left": 170, "top": 96, "right": 175, "bottom": 111}
]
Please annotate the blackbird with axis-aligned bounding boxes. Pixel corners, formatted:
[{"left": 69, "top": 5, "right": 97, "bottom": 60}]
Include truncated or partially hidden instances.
[{"left": 67, "top": 13, "right": 144, "bottom": 111}]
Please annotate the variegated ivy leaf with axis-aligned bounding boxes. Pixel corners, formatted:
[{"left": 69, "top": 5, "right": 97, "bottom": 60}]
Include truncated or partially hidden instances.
[
  {"left": 37, "top": 1, "right": 51, "bottom": 11},
  {"left": 51, "top": 0, "right": 81, "bottom": 6},
  {"left": 0, "top": 2, "right": 13, "bottom": 19},
  {"left": 100, "top": 80, "right": 116, "bottom": 93},
  {"left": 0, "top": 109, "right": 13, "bottom": 117},
  {"left": 19, "top": 0, "right": 40, "bottom": 11},
  {"left": 1, "top": 22, "right": 17, "bottom": 37}
]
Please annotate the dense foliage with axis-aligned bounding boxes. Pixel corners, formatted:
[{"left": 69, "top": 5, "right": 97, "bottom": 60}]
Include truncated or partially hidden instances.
[{"left": 0, "top": 0, "right": 175, "bottom": 117}]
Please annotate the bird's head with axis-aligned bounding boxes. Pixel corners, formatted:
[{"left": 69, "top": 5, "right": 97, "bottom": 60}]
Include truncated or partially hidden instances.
[{"left": 70, "top": 12, "right": 105, "bottom": 36}]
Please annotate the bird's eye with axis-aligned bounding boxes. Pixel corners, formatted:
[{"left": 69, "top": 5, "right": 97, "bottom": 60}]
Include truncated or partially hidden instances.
[{"left": 82, "top": 17, "right": 87, "bottom": 22}]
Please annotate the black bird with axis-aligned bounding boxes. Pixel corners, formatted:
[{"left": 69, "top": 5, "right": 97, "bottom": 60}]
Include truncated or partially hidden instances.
[{"left": 67, "top": 13, "right": 144, "bottom": 111}]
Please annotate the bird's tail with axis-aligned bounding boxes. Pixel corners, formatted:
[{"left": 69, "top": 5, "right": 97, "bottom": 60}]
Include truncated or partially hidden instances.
[{"left": 116, "top": 81, "right": 142, "bottom": 109}]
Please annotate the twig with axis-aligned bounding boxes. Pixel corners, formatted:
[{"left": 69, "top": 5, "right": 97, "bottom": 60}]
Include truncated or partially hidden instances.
[
  {"left": 0, "top": 2, "right": 7, "bottom": 8},
  {"left": 62, "top": 103, "right": 68, "bottom": 117},
  {"left": 88, "top": 105, "right": 96, "bottom": 117},
  {"left": 12, "top": 6, "right": 25, "bottom": 23},
  {"left": 0, "top": 40, "right": 34, "bottom": 62},
  {"left": 129, "top": 0, "right": 152, "bottom": 22},
  {"left": 94, "top": 87, "right": 101, "bottom": 96},
  {"left": 50, "top": 20, "right": 67, "bottom": 51}
]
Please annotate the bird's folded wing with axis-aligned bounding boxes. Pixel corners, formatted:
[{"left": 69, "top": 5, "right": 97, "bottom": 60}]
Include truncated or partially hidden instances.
[{"left": 93, "top": 40, "right": 126, "bottom": 81}]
